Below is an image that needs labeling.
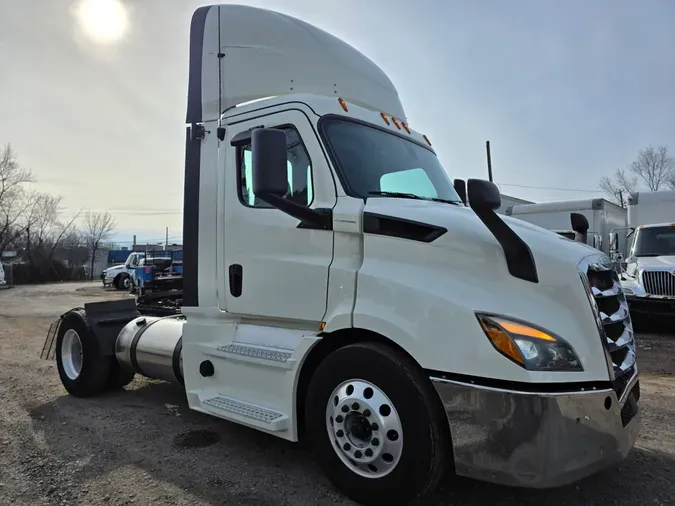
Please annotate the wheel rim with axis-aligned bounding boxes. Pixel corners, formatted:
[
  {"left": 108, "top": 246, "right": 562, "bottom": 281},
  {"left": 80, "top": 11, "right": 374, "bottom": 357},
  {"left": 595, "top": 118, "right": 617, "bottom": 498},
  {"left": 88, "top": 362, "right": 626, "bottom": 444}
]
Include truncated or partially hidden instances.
[
  {"left": 122, "top": 277, "right": 130, "bottom": 289},
  {"left": 61, "top": 329, "right": 83, "bottom": 380},
  {"left": 326, "top": 379, "right": 403, "bottom": 479}
]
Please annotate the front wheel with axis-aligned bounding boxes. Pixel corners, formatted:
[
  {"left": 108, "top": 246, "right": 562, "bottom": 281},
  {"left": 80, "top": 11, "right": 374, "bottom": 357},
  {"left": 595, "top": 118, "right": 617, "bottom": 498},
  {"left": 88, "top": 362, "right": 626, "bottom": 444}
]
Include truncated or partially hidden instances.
[{"left": 305, "top": 342, "right": 451, "bottom": 506}]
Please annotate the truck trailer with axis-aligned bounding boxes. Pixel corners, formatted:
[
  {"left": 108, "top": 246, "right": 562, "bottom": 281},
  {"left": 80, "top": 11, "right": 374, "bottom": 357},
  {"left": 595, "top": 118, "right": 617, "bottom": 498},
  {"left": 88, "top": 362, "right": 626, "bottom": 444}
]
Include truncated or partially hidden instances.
[
  {"left": 41, "top": 5, "right": 639, "bottom": 505},
  {"left": 506, "top": 198, "right": 628, "bottom": 255},
  {"left": 615, "top": 190, "right": 675, "bottom": 318}
]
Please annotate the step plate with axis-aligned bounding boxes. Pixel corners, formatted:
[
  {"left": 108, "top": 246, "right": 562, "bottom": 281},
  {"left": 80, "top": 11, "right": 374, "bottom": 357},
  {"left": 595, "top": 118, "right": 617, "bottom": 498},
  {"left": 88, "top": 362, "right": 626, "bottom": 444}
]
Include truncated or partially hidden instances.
[
  {"left": 217, "top": 343, "right": 292, "bottom": 363},
  {"left": 203, "top": 395, "right": 288, "bottom": 430}
]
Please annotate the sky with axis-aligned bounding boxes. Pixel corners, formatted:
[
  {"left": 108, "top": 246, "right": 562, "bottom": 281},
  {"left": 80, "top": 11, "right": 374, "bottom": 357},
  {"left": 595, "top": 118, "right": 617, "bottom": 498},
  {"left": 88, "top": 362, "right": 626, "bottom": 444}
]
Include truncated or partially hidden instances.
[{"left": 1, "top": 0, "right": 674, "bottom": 245}]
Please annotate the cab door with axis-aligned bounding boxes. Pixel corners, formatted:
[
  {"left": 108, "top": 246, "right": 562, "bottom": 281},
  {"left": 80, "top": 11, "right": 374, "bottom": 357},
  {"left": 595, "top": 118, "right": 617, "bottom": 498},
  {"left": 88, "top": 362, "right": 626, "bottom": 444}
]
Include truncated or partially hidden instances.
[{"left": 222, "top": 109, "right": 336, "bottom": 324}]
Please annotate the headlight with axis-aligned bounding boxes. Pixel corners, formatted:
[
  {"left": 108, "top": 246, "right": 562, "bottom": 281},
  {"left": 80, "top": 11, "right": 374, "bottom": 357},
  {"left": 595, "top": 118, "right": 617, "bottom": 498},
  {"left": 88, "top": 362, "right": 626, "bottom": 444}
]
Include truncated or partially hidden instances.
[{"left": 476, "top": 313, "right": 583, "bottom": 371}]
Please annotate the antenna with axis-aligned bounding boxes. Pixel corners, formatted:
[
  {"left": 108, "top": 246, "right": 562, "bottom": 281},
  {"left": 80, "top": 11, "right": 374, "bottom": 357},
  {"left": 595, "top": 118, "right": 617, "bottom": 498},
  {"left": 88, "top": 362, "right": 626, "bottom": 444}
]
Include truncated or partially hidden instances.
[{"left": 485, "top": 141, "right": 493, "bottom": 182}]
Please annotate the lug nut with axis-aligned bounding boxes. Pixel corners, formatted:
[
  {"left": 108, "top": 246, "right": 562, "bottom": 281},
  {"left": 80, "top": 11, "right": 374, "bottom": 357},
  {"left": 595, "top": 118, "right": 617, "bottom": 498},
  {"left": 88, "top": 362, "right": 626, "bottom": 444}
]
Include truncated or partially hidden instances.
[
  {"left": 371, "top": 438, "right": 380, "bottom": 447},
  {"left": 365, "top": 448, "right": 373, "bottom": 457},
  {"left": 336, "top": 430, "right": 344, "bottom": 438},
  {"left": 371, "top": 422, "right": 378, "bottom": 431},
  {"left": 352, "top": 402, "right": 360, "bottom": 411},
  {"left": 336, "top": 415, "right": 343, "bottom": 423},
  {"left": 354, "top": 450, "right": 362, "bottom": 458},
  {"left": 343, "top": 443, "right": 351, "bottom": 451},
  {"left": 341, "top": 405, "right": 349, "bottom": 413},
  {"left": 363, "top": 409, "right": 371, "bottom": 417}
]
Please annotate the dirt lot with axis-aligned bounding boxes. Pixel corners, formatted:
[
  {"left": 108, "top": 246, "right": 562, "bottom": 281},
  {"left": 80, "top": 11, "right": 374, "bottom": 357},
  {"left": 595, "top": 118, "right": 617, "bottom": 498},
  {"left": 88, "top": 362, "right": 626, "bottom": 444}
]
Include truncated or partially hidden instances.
[{"left": 0, "top": 282, "right": 674, "bottom": 506}]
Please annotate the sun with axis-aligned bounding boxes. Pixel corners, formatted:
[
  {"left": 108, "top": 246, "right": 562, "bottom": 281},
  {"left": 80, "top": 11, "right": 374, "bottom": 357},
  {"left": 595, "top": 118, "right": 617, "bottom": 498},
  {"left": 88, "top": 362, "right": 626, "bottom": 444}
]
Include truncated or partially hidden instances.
[{"left": 74, "top": 0, "right": 129, "bottom": 44}]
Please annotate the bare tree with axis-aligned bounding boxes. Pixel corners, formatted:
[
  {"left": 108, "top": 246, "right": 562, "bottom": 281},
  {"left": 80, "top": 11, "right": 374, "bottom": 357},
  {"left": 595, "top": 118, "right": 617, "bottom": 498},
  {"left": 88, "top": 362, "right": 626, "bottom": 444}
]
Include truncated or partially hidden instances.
[
  {"left": 630, "top": 145, "right": 675, "bottom": 191},
  {"left": 599, "top": 168, "right": 638, "bottom": 207},
  {"left": 0, "top": 144, "right": 36, "bottom": 253},
  {"left": 599, "top": 145, "right": 675, "bottom": 205},
  {"left": 83, "top": 211, "right": 115, "bottom": 280}
]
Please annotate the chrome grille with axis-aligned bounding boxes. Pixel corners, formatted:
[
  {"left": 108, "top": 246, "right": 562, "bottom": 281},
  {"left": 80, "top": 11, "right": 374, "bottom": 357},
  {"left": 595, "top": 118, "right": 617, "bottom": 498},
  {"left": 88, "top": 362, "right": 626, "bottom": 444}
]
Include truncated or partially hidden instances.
[
  {"left": 642, "top": 270, "right": 675, "bottom": 297},
  {"left": 579, "top": 257, "right": 637, "bottom": 401}
]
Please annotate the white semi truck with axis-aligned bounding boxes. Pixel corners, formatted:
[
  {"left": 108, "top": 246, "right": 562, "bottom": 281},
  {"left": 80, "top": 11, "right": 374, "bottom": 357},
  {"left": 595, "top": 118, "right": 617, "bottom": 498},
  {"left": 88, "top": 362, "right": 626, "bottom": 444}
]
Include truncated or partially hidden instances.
[
  {"left": 506, "top": 198, "right": 628, "bottom": 255},
  {"left": 42, "top": 5, "right": 639, "bottom": 505},
  {"left": 615, "top": 190, "right": 675, "bottom": 318}
]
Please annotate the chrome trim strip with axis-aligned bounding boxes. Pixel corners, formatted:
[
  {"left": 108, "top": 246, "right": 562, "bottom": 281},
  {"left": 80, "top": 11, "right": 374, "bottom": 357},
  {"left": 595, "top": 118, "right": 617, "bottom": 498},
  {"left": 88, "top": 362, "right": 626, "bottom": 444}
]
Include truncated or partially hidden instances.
[{"left": 429, "top": 376, "right": 611, "bottom": 397}]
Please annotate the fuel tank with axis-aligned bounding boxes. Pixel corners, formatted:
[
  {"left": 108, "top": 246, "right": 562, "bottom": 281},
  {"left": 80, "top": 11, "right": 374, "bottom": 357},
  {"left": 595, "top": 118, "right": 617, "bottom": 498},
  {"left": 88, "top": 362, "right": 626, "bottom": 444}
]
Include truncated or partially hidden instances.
[{"left": 115, "top": 315, "right": 185, "bottom": 384}]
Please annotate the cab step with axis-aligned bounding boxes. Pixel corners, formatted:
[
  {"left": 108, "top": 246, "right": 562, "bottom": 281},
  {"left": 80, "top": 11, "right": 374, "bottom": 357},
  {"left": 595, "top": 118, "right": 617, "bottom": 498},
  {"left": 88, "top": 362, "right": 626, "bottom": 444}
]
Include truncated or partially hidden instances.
[{"left": 203, "top": 395, "right": 289, "bottom": 431}]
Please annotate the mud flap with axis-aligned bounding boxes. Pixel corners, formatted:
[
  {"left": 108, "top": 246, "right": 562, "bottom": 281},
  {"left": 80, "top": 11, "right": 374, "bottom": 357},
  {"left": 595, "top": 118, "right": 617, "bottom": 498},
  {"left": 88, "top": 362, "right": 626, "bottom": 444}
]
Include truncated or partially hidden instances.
[{"left": 40, "top": 315, "right": 64, "bottom": 361}]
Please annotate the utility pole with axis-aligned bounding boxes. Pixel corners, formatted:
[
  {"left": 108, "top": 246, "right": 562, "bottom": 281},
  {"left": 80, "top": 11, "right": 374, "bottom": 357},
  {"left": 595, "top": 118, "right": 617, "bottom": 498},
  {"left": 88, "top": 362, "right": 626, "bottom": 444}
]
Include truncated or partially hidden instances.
[
  {"left": 618, "top": 190, "right": 624, "bottom": 208},
  {"left": 485, "top": 141, "right": 493, "bottom": 182},
  {"left": 165, "top": 227, "right": 169, "bottom": 250}
]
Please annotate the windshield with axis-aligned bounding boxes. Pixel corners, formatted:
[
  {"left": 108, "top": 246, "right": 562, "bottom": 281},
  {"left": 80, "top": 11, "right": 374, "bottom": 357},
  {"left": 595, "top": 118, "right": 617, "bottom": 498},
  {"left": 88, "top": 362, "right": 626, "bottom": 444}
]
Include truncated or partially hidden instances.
[
  {"left": 632, "top": 226, "right": 675, "bottom": 256},
  {"left": 321, "top": 117, "right": 462, "bottom": 203}
]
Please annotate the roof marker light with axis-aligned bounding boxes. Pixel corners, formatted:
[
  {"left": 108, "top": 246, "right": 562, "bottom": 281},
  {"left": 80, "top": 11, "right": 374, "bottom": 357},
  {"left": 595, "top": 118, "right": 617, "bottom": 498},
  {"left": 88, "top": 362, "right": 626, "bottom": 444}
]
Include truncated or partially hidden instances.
[
  {"left": 401, "top": 121, "right": 411, "bottom": 134},
  {"left": 423, "top": 135, "right": 432, "bottom": 146},
  {"left": 338, "top": 98, "right": 348, "bottom": 112},
  {"left": 391, "top": 117, "right": 401, "bottom": 130},
  {"left": 380, "top": 113, "right": 390, "bottom": 125}
]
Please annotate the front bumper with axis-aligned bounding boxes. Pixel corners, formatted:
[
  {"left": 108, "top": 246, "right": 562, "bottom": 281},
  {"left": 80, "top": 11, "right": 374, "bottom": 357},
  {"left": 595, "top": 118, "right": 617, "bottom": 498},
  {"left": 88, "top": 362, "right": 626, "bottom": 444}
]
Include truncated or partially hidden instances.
[
  {"left": 431, "top": 375, "right": 640, "bottom": 488},
  {"left": 625, "top": 295, "right": 675, "bottom": 316}
]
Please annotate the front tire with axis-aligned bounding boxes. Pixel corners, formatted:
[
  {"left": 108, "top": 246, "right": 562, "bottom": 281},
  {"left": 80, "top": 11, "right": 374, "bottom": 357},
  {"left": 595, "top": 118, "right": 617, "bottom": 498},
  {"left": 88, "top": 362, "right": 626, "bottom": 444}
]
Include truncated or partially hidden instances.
[
  {"left": 305, "top": 342, "right": 450, "bottom": 506},
  {"left": 55, "top": 311, "right": 111, "bottom": 397}
]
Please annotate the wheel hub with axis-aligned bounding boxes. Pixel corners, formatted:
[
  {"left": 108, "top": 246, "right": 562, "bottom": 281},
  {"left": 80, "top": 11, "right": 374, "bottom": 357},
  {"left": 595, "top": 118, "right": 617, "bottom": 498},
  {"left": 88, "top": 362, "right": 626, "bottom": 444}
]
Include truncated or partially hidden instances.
[
  {"left": 326, "top": 379, "right": 403, "bottom": 479},
  {"left": 61, "top": 329, "right": 83, "bottom": 380}
]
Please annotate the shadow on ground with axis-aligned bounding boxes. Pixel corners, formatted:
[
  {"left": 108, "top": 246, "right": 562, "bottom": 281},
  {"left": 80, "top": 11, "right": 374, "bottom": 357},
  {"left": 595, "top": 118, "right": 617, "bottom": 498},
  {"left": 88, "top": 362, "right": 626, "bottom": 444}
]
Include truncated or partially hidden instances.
[{"left": 20, "top": 379, "right": 674, "bottom": 506}]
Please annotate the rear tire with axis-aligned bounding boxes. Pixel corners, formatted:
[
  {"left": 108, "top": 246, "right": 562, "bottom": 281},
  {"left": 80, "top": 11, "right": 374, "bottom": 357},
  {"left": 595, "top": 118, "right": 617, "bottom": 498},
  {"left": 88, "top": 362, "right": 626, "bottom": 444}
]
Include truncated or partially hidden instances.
[
  {"left": 305, "top": 342, "right": 450, "bottom": 506},
  {"left": 55, "top": 311, "right": 111, "bottom": 397}
]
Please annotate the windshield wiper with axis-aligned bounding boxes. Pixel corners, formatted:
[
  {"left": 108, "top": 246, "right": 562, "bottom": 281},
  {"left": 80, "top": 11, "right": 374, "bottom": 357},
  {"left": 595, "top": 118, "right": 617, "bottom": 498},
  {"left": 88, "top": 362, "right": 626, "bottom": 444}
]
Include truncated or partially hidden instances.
[
  {"left": 368, "top": 191, "right": 422, "bottom": 200},
  {"left": 368, "top": 192, "right": 462, "bottom": 205},
  {"left": 429, "top": 197, "right": 462, "bottom": 205}
]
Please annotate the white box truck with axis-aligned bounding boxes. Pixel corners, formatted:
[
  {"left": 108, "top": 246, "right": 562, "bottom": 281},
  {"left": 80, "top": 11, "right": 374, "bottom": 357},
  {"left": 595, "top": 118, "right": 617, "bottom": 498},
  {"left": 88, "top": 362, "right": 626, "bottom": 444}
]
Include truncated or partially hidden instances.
[
  {"left": 40, "top": 5, "right": 639, "bottom": 505},
  {"left": 615, "top": 190, "right": 675, "bottom": 318},
  {"left": 506, "top": 198, "right": 628, "bottom": 255}
]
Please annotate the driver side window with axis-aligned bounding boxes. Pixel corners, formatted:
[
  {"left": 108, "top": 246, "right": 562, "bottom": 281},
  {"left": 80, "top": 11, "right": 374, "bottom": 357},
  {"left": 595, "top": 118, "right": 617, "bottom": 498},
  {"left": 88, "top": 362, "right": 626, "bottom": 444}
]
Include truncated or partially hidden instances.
[{"left": 238, "top": 127, "right": 314, "bottom": 208}]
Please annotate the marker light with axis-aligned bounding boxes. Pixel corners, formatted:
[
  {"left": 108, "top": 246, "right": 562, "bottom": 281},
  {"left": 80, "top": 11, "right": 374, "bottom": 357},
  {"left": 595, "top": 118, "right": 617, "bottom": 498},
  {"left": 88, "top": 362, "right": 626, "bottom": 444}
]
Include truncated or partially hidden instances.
[
  {"left": 401, "top": 122, "right": 411, "bottom": 134},
  {"left": 423, "top": 135, "right": 432, "bottom": 146},
  {"left": 338, "top": 98, "right": 348, "bottom": 112},
  {"left": 391, "top": 117, "right": 401, "bottom": 130},
  {"left": 476, "top": 313, "right": 583, "bottom": 371},
  {"left": 380, "top": 113, "right": 390, "bottom": 125}
]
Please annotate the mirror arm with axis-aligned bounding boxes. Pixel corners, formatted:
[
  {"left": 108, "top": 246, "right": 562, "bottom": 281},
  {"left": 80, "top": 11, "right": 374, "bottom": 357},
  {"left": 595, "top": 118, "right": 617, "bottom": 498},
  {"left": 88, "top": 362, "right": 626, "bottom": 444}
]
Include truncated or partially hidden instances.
[{"left": 257, "top": 193, "right": 333, "bottom": 230}]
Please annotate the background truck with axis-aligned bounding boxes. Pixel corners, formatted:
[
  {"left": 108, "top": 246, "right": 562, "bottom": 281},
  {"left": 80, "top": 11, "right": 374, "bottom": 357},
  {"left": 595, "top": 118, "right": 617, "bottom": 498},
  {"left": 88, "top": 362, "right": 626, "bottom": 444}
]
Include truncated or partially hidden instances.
[
  {"left": 505, "top": 198, "right": 627, "bottom": 255},
  {"left": 615, "top": 190, "right": 675, "bottom": 319},
  {"left": 40, "top": 5, "right": 639, "bottom": 505},
  {"left": 104, "top": 251, "right": 181, "bottom": 291}
]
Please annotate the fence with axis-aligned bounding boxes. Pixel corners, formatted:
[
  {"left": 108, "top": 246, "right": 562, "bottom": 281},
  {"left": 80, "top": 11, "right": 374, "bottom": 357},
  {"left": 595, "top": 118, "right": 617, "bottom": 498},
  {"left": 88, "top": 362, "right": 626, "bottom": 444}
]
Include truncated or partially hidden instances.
[{"left": 1, "top": 260, "right": 87, "bottom": 285}]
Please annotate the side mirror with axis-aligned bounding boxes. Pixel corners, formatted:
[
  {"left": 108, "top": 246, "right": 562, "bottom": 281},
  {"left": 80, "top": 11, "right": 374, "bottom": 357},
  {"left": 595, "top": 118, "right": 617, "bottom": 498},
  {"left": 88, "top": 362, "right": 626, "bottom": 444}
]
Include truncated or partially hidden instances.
[
  {"left": 570, "top": 212, "right": 589, "bottom": 244},
  {"left": 251, "top": 128, "right": 288, "bottom": 198},
  {"left": 609, "top": 232, "right": 619, "bottom": 252},
  {"left": 466, "top": 178, "right": 537, "bottom": 283},
  {"left": 453, "top": 178, "right": 467, "bottom": 205},
  {"left": 467, "top": 179, "right": 501, "bottom": 211},
  {"left": 570, "top": 213, "right": 589, "bottom": 234}
]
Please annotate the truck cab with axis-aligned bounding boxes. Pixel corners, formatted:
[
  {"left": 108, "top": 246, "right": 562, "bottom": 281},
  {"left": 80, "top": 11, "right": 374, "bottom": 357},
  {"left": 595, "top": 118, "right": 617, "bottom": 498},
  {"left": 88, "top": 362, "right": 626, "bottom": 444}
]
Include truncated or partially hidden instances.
[
  {"left": 43, "top": 5, "right": 639, "bottom": 505},
  {"left": 102, "top": 251, "right": 145, "bottom": 290},
  {"left": 615, "top": 190, "right": 675, "bottom": 319}
]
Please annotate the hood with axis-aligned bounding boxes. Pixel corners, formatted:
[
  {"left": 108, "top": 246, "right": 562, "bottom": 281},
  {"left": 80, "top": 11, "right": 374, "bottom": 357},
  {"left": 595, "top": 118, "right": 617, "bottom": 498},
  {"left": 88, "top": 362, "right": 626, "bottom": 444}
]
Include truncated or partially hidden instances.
[
  {"left": 634, "top": 255, "right": 675, "bottom": 268},
  {"left": 365, "top": 198, "right": 601, "bottom": 276},
  {"left": 105, "top": 264, "right": 127, "bottom": 274}
]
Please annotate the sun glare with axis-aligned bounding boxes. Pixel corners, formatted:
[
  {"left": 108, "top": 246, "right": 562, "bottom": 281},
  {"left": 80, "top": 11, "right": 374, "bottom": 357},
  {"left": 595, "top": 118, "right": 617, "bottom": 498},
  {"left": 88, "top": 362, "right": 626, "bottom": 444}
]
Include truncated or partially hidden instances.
[{"left": 74, "top": 0, "right": 129, "bottom": 44}]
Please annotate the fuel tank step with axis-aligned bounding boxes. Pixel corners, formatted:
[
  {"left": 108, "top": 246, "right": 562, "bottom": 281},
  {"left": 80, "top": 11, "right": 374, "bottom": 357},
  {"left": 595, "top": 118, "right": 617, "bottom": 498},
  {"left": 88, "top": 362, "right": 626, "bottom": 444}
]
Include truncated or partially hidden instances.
[{"left": 203, "top": 395, "right": 289, "bottom": 431}]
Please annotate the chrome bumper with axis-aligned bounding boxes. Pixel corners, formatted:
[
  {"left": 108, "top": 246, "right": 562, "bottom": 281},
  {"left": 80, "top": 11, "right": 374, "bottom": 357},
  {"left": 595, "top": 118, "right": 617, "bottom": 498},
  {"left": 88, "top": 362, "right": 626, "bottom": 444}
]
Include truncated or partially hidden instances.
[{"left": 431, "top": 375, "right": 640, "bottom": 488}]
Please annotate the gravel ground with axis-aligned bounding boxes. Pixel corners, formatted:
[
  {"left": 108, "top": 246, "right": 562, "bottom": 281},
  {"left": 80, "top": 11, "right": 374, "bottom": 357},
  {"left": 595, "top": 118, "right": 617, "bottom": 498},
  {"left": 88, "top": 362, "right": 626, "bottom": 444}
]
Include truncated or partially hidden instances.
[{"left": 0, "top": 282, "right": 674, "bottom": 505}]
